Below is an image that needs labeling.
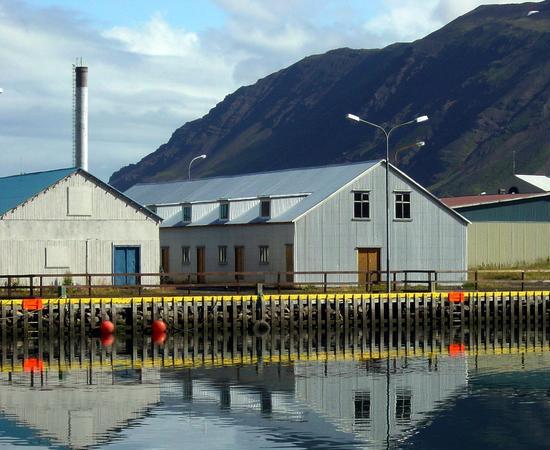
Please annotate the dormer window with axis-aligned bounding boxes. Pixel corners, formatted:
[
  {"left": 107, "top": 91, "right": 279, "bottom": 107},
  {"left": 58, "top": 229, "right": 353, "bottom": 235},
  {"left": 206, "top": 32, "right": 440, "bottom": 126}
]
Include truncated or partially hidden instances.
[
  {"left": 260, "top": 198, "right": 271, "bottom": 218},
  {"left": 182, "top": 204, "right": 192, "bottom": 223},
  {"left": 220, "top": 201, "right": 229, "bottom": 221}
]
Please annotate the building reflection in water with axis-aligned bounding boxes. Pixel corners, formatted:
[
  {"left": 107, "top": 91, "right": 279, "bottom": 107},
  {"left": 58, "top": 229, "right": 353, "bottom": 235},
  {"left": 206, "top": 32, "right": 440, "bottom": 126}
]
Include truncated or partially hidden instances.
[{"left": 0, "top": 326, "right": 546, "bottom": 449}]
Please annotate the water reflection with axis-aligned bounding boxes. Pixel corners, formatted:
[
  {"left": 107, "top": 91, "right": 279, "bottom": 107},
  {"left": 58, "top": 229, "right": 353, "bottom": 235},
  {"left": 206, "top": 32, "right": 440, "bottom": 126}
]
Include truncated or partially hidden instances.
[{"left": 0, "top": 327, "right": 549, "bottom": 449}]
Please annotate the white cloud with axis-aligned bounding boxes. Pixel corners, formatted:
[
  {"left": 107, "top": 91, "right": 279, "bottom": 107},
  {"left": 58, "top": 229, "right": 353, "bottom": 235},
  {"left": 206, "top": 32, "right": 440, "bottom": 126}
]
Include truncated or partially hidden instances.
[
  {"left": 0, "top": 0, "right": 544, "bottom": 181},
  {"left": 364, "top": 0, "right": 545, "bottom": 43}
]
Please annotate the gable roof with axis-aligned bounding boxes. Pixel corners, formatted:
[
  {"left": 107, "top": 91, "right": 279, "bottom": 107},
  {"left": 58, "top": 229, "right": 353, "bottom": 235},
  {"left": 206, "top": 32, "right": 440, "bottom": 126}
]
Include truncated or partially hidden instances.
[
  {"left": 125, "top": 160, "right": 469, "bottom": 226},
  {"left": 125, "top": 161, "right": 380, "bottom": 225},
  {"left": 0, "top": 167, "right": 161, "bottom": 222},
  {"left": 515, "top": 174, "right": 550, "bottom": 191},
  {"left": 0, "top": 167, "right": 76, "bottom": 215},
  {"left": 440, "top": 192, "right": 550, "bottom": 209}
]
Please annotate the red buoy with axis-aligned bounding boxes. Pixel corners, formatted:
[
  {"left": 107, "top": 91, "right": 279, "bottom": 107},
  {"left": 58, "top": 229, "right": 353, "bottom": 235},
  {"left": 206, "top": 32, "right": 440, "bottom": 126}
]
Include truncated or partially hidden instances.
[
  {"left": 100, "top": 333, "right": 115, "bottom": 347},
  {"left": 152, "top": 330, "right": 166, "bottom": 345},
  {"left": 152, "top": 319, "right": 167, "bottom": 334},
  {"left": 100, "top": 320, "right": 115, "bottom": 334}
]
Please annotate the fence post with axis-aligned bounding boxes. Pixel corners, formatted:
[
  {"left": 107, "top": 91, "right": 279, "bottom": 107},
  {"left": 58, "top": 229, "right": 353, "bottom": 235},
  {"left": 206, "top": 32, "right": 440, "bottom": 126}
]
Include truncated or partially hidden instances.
[
  {"left": 277, "top": 272, "right": 281, "bottom": 295},
  {"left": 39, "top": 275, "right": 43, "bottom": 298},
  {"left": 404, "top": 271, "right": 408, "bottom": 291},
  {"left": 87, "top": 275, "right": 92, "bottom": 297},
  {"left": 7, "top": 276, "right": 12, "bottom": 299},
  {"left": 29, "top": 276, "right": 34, "bottom": 297},
  {"left": 428, "top": 271, "right": 433, "bottom": 292},
  {"left": 392, "top": 272, "right": 397, "bottom": 292},
  {"left": 434, "top": 271, "right": 438, "bottom": 292},
  {"left": 323, "top": 272, "right": 328, "bottom": 294},
  {"left": 475, "top": 271, "right": 478, "bottom": 291},
  {"left": 521, "top": 271, "right": 525, "bottom": 291}
]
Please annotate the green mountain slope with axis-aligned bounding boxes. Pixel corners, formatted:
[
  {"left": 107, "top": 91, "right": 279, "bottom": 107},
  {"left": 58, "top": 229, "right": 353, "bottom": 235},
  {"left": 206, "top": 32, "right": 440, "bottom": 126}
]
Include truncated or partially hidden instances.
[{"left": 110, "top": 1, "right": 550, "bottom": 196}]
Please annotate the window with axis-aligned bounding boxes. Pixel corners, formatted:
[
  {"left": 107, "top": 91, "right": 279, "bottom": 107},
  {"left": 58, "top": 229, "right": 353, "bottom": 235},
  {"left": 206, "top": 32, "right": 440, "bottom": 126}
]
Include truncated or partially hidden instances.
[
  {"left": 395, "top": 192, "right": 411, "bottom": 219},
  {"left": 182, "top": 246, "right": 191, "bottom": 265},
  {"left": 218, "top": 246, "right": 227, "bottom": 265},
  {"left": 354, "top": 391, "right": 370, "bottom": 430},
  {"left": 260, "top": 199, "right": 271, "bottom": 218},
  {"left": 182, "top": 205, "right": 192, "bottom": 223},
  {"left": 220, "top": 201, "right": 229, "bottom": 220},
  {"left": 259, "top": 246, "right": 269, "bottom": 264},
  {"left": 396, "top": 391, "right": 412, "bottom": 423},
  {"left": 353, "top": 191, "right": 370, "bottom": 219}
]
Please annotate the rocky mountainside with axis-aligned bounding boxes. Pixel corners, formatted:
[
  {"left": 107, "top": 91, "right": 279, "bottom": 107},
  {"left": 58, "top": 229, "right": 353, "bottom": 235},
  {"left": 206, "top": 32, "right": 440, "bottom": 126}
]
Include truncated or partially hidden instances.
[{"left": 110, "top": 1, "right": 550, "bottom": 196}]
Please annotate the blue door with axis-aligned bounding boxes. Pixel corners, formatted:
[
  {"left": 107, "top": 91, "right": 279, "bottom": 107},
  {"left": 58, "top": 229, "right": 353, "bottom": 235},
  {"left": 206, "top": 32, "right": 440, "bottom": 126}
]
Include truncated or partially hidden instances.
[{"left": 114, "top": 247, "right": 140, "bottom": 286}]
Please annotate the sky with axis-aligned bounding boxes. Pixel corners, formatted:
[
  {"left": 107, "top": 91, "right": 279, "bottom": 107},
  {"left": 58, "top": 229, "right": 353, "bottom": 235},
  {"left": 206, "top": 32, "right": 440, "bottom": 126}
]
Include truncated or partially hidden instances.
[{"left": 0, "top": 0, "right": 542, "bottom": 181}]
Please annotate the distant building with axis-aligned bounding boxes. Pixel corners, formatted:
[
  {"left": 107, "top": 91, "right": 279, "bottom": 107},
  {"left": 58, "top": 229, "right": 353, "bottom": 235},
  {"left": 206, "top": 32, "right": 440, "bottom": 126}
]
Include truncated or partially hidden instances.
[
  {"left": 0, "top": 168, "right": 160, "bottom": 285},
  {"left": 126, "top": 161, "right": 468, "bottom": 284},
  {"left": 441, "top": 192, "right": 550, "bottom": 267}
]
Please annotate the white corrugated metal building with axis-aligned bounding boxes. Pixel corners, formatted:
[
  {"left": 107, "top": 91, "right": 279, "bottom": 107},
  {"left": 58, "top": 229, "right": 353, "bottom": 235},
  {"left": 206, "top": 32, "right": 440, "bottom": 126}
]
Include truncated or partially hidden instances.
[
  {"left": 125, "top": 160, "right": 468, "bottom": 284},
  {"left": 0, "top": 167, "right": 160, "bottom": 285}
]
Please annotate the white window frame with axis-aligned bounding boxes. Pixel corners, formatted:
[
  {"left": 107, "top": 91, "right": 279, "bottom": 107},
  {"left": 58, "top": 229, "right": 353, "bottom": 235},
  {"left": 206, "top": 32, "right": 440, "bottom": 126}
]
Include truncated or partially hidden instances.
[
  {"left": 182, "top": 204, "right": 192, "bottom": 223},
  {"left": 394, "top": 191, "right": 412, "bottom": 220},
  {"left": 353, "top": 191, "right": 370, "bottom": 219},
  {"left": 218, "top": 245, "right": 228, "bottom": 265},
  {"left": 219, "top": 201, "right": 229, "bottom": 221},
  {"left": 259, "top": 245, "right": 269, "bottom": 265},
  {"left": 260, "top": 198, "right": 271, "bottom": 218},
  {"left": 182, "top": 246, "right": 191, "bottom": 265}
]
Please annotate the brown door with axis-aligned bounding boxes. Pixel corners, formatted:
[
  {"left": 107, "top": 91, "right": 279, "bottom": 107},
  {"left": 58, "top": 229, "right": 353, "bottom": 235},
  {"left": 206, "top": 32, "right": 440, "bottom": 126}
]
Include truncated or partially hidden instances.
[
  {"left": 196, "top": 247, "right": 205, "bottom": 283},
  {"left": 161, "top": 247, "right": 170, "bottom": 282},
  {"left": 358, "top": 248, "right": 380, "bottom": 283},
  {"left": 285, "top": 244, "right": 294, "bottom": 283},
  {"left": 234, "top": 246, "right": 244, "bottom": 280}
]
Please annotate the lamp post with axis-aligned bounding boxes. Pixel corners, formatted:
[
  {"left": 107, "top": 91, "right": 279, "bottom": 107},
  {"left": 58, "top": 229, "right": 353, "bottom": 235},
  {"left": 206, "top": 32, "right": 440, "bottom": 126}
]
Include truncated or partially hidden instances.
[
  {"left": 394, "top": 140, "right": 425, "bottom": 165},
  {"left": 346, "top": 113, "right": 429, "bottom": 293},
  {"left": 188, "top": 154, "right": 207, "bottom": 180}
]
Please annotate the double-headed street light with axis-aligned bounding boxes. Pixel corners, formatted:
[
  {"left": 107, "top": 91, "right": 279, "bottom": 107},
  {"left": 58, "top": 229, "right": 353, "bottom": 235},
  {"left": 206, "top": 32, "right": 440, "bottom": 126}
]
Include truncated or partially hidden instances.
[
  {"left": 188, "top": 154, "right": 207, "bottom": 180},
  {"left": 346, "top": 113, "right": 429, "bottom": 293}
]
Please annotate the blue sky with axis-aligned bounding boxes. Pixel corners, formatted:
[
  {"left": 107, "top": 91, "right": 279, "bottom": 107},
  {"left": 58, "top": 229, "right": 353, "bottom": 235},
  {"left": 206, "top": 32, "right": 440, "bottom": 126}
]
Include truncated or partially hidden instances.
[{"left": 0, "top": 0, "right": 539, "bottom": 182}]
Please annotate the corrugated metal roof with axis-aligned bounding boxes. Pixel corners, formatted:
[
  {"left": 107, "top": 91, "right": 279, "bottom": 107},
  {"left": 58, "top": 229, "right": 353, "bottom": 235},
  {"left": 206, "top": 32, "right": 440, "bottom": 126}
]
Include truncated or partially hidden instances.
[
  {"left": 440, "top": 192, "right": 550, "bottom": 208},
  {"left": 125, "top": 161, "right": 380, "bottom": 225},
  {"left": 0, "top": 167, "right": 76, "bottom": 216},
  {"left": 515, "top": 174, "right": 550, "bottom": 191}
]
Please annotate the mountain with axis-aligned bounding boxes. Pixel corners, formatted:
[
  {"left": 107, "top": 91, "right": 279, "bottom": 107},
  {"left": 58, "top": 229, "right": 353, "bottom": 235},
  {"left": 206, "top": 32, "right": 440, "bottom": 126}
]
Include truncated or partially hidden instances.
[{"left": 110, "top": 1, "right": 550, "bottom": 196}]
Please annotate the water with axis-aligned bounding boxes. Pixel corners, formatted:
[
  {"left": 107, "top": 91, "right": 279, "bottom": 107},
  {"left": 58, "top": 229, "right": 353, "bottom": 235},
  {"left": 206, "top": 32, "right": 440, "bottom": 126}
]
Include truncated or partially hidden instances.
[{"left": 0, "top": 333, "right": 549, "bottom": 449}]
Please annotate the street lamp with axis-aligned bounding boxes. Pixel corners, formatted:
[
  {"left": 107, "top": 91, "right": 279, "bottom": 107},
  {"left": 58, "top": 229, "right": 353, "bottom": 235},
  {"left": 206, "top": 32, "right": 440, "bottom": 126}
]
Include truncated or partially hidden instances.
[
  {"left": 394, "top": 140, "right": 425, "bottom": 165},
  {"left": 346, "top": 113, "right": 429, "bottom": 293},
  {"left": 188, "top": 154, "right": 207, "bottom": 180}
]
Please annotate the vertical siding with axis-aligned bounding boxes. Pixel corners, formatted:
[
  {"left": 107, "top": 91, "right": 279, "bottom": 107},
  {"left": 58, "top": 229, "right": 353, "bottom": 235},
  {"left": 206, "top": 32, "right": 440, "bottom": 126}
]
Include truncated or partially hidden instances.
[
  {"left": 0, "top": 173, "right": 159, "bottom": 283},
  {"left": 156, "top": 205, "right": 181, "bottom": 221},
  {"left": 160, "top": 224, "right": 294, "bottom": 282},
  {"left": 468, "top": 222, "right": 550, "bottom": 267},
  {"left": 294, "top": 164, "right": 467, "bottom": 283}
]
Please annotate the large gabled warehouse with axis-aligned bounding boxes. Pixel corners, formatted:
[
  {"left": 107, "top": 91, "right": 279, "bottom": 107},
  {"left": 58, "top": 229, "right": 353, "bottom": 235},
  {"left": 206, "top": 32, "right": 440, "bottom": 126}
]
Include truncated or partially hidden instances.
[
  {"left": 0, "top": 167, "right": 161, "bottom": 285},
  {"left": 126, "top": 160, "right": 468, "bottom": 283}
]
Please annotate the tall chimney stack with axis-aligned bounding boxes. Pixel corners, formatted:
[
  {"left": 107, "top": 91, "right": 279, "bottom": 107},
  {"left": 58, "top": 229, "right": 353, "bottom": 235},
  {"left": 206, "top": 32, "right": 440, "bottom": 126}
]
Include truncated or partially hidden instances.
[{"left": 74, "top": 65, "right": 88, "bottom": 171}]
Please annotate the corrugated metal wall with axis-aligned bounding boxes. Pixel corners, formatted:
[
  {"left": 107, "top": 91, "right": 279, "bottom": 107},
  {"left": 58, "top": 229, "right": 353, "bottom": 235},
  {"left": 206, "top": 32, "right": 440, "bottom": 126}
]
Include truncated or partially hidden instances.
[
  {"left": 0, "top": 173, "right": 159, "bottom": 283},
  {"left": 160, "top": 224, "right": 294, "bottom": 282},
  {"left": 458, "top": 197, "right": 550, "bottom": 222},
  {"left": 468, "top": 222, "right": 550, "bottom": 267},
  {"left": 294, "top": 164, "right": 467, "bottom": 283}
]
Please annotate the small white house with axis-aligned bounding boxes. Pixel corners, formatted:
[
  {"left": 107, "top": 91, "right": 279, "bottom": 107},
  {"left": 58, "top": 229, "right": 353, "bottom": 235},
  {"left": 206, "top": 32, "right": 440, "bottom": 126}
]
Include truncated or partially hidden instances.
[
  {"left": 125, "top": 160, "right": 468, "bottom": 284},
  {"left": 0, "top": 167, "right": 160, "bottom": 286}
]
